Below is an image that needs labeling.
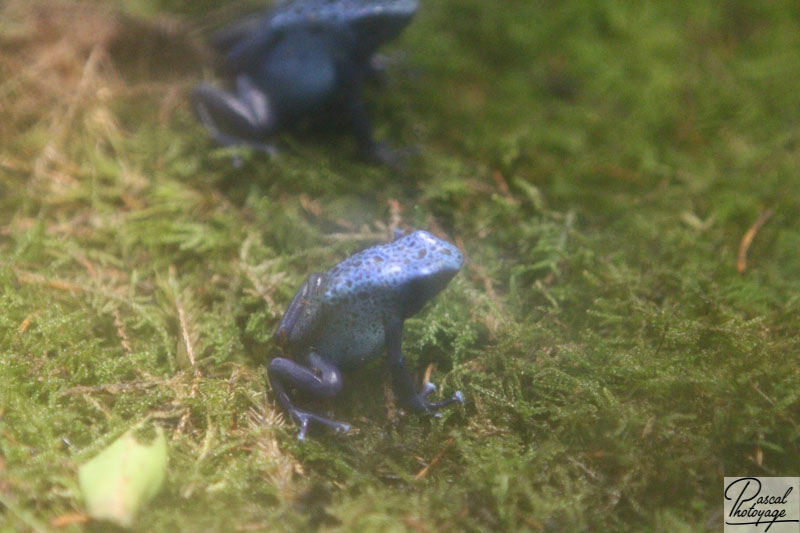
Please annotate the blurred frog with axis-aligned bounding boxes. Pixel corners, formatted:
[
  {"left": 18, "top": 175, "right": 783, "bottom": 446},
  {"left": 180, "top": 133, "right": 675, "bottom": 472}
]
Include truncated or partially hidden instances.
[{"left": 192, "top": 0, "right": 419, "bottom": 164}]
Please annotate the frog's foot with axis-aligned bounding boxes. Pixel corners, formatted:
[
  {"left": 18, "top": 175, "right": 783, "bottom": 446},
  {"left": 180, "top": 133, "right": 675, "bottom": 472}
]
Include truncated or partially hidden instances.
[
  {"left": 362, "top": 142, "right": 419, "bottom": 168},
  {"left": 228, "top": 142, "right": 280, "bottom": 168},
  {"left": 410, "top": 382, "right": 465, "bottom": 417},
  {"left": 290, "top": 408, "right": 351, "bottom": 441}
]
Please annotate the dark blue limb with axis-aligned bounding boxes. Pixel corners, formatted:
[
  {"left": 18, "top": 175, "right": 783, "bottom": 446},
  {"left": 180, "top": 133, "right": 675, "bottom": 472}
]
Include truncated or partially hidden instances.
[
  {"left": 191, "top": 76, "right": 278, "bottom": 155},
  {"left": 274, "top": 273, "right": 324, "bottom": 349},
  {"left": 384, "top": 319, "right": 464, "bottom": 414},
  {"left": 268, "top": 352, "right": 350, "bottom": 440},
  {"left": 339, "top": 83, "right": 416, "bottom": 167},
  {"left": 341, "top": 84, "right": 379, "bottom": 160}
]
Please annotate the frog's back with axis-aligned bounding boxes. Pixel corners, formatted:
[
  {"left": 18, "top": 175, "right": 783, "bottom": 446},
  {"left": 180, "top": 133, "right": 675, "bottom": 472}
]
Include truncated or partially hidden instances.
[{"left": 269, "top": 0, "right": 418, "bottom": 31}]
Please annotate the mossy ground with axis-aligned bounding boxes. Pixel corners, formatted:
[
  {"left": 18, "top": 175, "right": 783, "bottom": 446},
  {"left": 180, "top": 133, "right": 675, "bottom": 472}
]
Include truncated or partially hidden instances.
[{"left": 2, "top": 0, "right": 799, "bottom": 531}]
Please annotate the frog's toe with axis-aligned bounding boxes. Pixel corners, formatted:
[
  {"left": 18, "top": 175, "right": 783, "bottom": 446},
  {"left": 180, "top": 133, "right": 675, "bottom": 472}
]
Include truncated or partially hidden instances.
[
  {"left": 251, "top": 142, "right": 279, "bottom": 156},
  {"left": 229, "top": 143, "right": 278, "bottom": 168},
  {"left": 409, "top": 387, "right": 465, "bottom": 415},
  {"left": 420, "top": 381, "right": 437, "bottom": 399},
  {"left": 425, "top": 390, "right": 465, "bottom": 411},
  {"left": 364, "top": 142, "right": 418, "bottom": 168},
  {"left": 296, "top": 416, "right": 311, "bottom": 441},
  {"left": 291, "top": 409, "right": 350, "bottom": 441},
  {"left": 333, "top": 422, "right": 351, "bottom": 433}
]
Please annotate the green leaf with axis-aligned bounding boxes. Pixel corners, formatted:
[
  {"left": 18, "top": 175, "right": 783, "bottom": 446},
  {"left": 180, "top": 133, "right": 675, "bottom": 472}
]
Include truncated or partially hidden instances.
[{"left": 78, "top": 425, "right": 168, "bottom": 528}]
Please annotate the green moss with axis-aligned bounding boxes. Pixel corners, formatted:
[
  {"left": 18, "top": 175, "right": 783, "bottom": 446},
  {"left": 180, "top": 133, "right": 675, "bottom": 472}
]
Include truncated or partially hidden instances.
[{"left": 1, "top": 0, "right": 800, "bottom": 531}]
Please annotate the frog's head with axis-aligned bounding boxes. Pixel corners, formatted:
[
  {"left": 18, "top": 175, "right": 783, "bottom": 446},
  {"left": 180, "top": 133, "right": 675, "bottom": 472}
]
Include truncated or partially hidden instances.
[
  {"left": 347, "top": 0, "right": 419, "bottom": 58},
  {"left": 396, "top": 230, "right": 463, "bottom": 317}
]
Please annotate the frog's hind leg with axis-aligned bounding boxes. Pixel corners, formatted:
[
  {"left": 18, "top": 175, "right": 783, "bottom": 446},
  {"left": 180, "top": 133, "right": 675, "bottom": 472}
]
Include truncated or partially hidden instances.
[
  {"left": 191, "top": 75, "right": 278, "bottom": 155},
  {"left": 267, "top": 352, "right": 350, "bottom": 440}
]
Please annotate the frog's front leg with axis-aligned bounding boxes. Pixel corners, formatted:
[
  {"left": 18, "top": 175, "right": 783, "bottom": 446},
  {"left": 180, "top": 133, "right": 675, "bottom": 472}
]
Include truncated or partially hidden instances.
[
  {"left": 385, "top": 319, "right": 465, "bottom": 415},
  {"left": 191, "top": 75, "right": 278, "bottom": 155},
  {"left": 337, "top": 70, "right": 408, "bottom": 167},
  {"left": 267, "top": 352, "right": 350, "bottom": 440},
  {"left": 346, "top": 94, "right": 414, "bottom": 167}
]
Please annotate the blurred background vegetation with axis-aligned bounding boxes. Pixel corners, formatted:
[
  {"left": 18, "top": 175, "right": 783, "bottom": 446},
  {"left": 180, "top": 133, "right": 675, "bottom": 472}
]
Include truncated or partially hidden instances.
[{"left": 1, "top": 0, "right": 799, "bottom": 531}]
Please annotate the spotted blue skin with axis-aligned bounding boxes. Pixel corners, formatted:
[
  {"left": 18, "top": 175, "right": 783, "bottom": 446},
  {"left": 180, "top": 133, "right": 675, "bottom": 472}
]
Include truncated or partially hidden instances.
[
  {"left": 191, "top": 0, "right": 419, "bottom": 164},
  {"left": 270, "top": 230, "right": 465, "bottom": 439}
]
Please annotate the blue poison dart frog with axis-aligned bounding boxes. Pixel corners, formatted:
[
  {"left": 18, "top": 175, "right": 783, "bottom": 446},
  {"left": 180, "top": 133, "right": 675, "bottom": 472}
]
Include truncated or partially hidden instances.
[
  {"left": 270, "top": 230, "right": 465, "bottom": 440},
  {"left": 192, "top": 0, "right": 419, "bottom": 165}
]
